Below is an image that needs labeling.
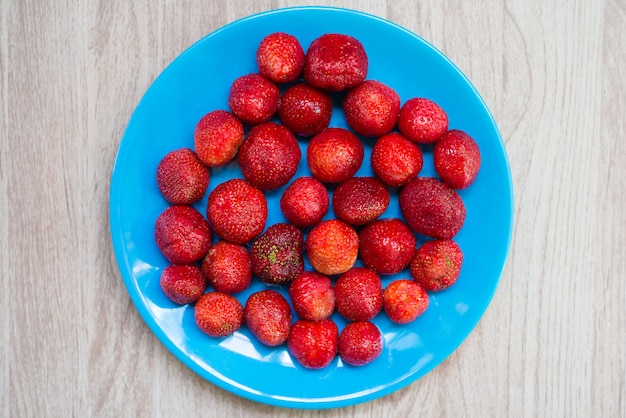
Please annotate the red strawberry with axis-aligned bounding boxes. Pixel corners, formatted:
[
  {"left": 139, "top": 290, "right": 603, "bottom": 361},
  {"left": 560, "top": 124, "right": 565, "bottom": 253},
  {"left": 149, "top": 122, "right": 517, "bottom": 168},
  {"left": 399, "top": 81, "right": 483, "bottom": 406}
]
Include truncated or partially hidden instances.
[
  {"left": 244, "top": 290, "right": 292, "bottom": 346},
  {"left": 156, "top": 148, "right": 210, "bottom": 205},
  {"left": 194, "top": 110, "right": 245, "bottom": 167},
  {"left": 237, "top": 122, "right": 301, "bottom": 191},
  {"left": 305, "top": 219, "right": 359, "bottom": 276},
  {"left": 256, "top": 32, "right": 305, "bottom": 83},
  {"left": 334, "top": 267, "right": 383, "bottom": 321},
  {"left": 338, "top": 321, "right": 383, "bottom": 366},
  {"left": 399, "top": 177, "right": 466, "bottom": 239},
  {"left": 371, "top": 132, "right": 423, "bottom": 187},
  {"left": 207, "top": 178, "right": 267, "bottom": 244},
  {"left": 159, "top": 264, "right": 207, "bottom": 305},
  {"left": 343, "top": 80, "right": 400, "bottom": 137},
  {"left": 307, "top": 128, "right": 364, "bottom": 183},
  {"left": 280, "top": 176, "right": 329, "bottom": 228},
  {"left": 287, "top": 318, "right": 338, "bottom": 369},
  {"left": 304, "top": 34, "right": 368, "bottom": 92},
  {"left": 194, "top": 292, "right": 244, "bottom": 337},
  {"left": 154, "top": 205, "right": 212, "bottom": 264},
  {"left": 398, "top": 98, "right": 448, "bottom": 144},
  {"left": 332, "top": 177, "right": 390, "bottom": 226},
  {"left": 201, "top": 241, "right": 251, "bottom": 294},
  {"left": 288, "top": 271, "right": 335, "bottom": 322},
  {"left": 410, "top": 239, "right": 463, "bottom": 291},
  {"left": 358, "top": 219, "right": 416, "bottom": 275},
  {"left": 277, "top": 83, "right": 333, "bottom": 137},
  {"left": 250, "top": 223, "right": 304, "bottom": 285},
  {"left": 383, "top": 279, "right": 429, "bottom": 324},
  {"left": 434, "top": 129, "right": 481, "bottom": 189},
  {"left": 228, "top": 73, "right": 280, "bottom": 125}
]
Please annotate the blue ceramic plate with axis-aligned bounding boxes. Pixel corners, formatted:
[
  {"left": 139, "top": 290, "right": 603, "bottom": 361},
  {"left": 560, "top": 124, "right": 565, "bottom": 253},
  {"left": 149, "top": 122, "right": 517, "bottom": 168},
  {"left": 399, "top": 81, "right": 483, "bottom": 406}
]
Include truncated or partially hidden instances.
[{"left": 110, "top": 6, "right": 513, "bottom": 410}]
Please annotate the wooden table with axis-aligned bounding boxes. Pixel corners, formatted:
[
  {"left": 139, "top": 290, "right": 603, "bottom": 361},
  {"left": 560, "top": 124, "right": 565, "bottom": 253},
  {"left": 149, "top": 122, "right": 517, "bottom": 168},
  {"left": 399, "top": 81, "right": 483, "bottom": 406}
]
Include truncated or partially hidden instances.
[{"left": 2, "top": 1, "right": 624, "bottom": 416}]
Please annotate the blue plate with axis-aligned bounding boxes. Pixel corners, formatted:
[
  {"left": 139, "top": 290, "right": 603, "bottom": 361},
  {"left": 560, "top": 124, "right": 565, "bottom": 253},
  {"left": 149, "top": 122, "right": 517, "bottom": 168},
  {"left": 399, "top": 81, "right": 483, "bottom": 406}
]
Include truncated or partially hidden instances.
[{"left": 110, "top": 6, "right": 513, "bottom": 410}]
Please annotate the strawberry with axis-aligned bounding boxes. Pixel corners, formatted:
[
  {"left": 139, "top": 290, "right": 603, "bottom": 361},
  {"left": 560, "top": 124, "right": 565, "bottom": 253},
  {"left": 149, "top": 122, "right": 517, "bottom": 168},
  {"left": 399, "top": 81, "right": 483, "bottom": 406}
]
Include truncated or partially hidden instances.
[
  {"left": 287, "top": 318, "right": 338, "bottom": 369},
  {"left": 305, "top": 219, "right": 359, "bottom": 276},
  {"left": 288, "top": 271, "right": 335, "bottom": 322},
  {"left": 159, "top": 264, "right": 206, "bottom": 305},
  {"left": 237, "top": 122, "right": 301, "bottom": 191},
  {"left": 156, "top": 148, "right": 210, "bottom": 205},
  {"left": 228, "top": 73, "right": 280, "bottom": 125},
  {"left": 383, "top": 279, "right": 429, "bottom": 324},
  {"left": 398, "top": 97, "right": 448, "bottom": 144},
  {"left": 194, "top": 291, "right": 244, "bottom": 337},
  {"left": 332, "top": 176, "right": 390, "bottom": 226},
  {"left": 277, "top": 82, "right": 333, "bottom": 137},
  {"left": 343, "top": 80, "right": 400, "bottom": 137},
  {"left": 338, "top": 321, "right": 383, "bottom": 366},
  {"left": 410, "top": 239, "right": 463, "bottom": 291},
  {"left": 399, "top": 177, "right": 466, "bottom": 239},
  {"left": 154, "top": 205, "right": 212, "bottom": 264},
  {"left": 244, "top": 290, "right": 292, "bottom": 346},
  {"left": 256, "top": 32, "right": 305, "bottom": 83},
  {"left": 358, "top": 218, "right": 416, "bottom": 275},
  {"left": 201, "top": 241, "right": 251, "bottom": 294},
  {"left": 307, "top": 127, "right": 364, "bottom": 184},
  {"left": 279, "top": 176, "right": 329, "bottom": 228},
  {"left": 371, "top": 132, "right": 423, "bottom": 187},
  {"left": 334, "top": 267, "right": 383, "bottom": 321},
  {"left": 193, "top": 110, "right": 245, "bottom": 167},
  {"left": 250, "top": 223, "right": 304, "bottom": 285},
  {"left": 303, "top": 34, "right": 368, "bottom": 92},
  {"left": 206, "top": 178, "right": 267, "bottom": 244},
  {"left": 434, "top": 129, "right": 481, "bottom": 189}
]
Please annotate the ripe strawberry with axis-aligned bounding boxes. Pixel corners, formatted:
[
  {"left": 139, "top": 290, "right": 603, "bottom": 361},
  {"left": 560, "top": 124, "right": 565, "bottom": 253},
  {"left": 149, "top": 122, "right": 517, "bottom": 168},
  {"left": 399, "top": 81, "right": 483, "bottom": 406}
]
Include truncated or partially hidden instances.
[
  {"left": 305, "top": 219, "right": 359, "bottom": 276},
  {"left": 398, "top": 97, "right": 448, "bottom": 144},
  {"left": 338, "top": 321, "right": 383, "bottom": 366},
  {"left": 287, "top": 318, "right": 338, "bottom": 369},
  {"left": 383, "top": 279, "right": 429, "bottom": 324},
  {"left": 288, "top": 271, "right": 335, "bottom": 322},
  {"left": 410, "top": 239, "right": 464, "bottom": 291},
  {"left": 194, "top": 291, "right": 244, "bottom": 337},
  {"left": 280, "top": 176, "right": 329, "bottom": 228},
  {"left": 194, "top": 110, "right": 245, "bottom": 167},
  {"left": 154, "top": 205, "right": 212, "bottom": 264},
  {"left": 256, "top": 32, "right": 305, "bottom": 83},
  {"left": 334, "top": 267, "right": 383, "bottom": 321},
  {"left": 434, "top": 129, "right": 481, "bottom": 189},
  {"left": 307, "top": 128, "right": 364, "bottom": 184},
  {"left": 244, "top": 290, "right": 292, "bottom": 346},
  {"left": 343, "top": 80, "right": 400, "bottom": 137},
  {"left": 277, "top": 83, "right": 332, "bottom": 137},
  {"left": 399, "top": 177, "right": 466, "bottom": 239},
  {"left": 206, "top": 178, "right": 267, "bottom": 244},
  {"left": 156, "top": 148, "right": 210, "bottom": 205},
  {"left": 228, "top": 73, "right": 280, "bottom": 125},
  {"left": 250, "top": 223, "right": 304, "bottom": 285},
  {"left": 159, "top": 264, "right": 206, "bottom": 305},
  {"left": 201, "top": 241, "right": 251, "bottom": 294},
  {"left": 303, "top": 34, "right": 368, "bottom": 92},
  {"left": 332, "top": 177, "right": 390, "bottom": 226},
  {"left": 237, "top": 122, "right": 301, "bottom": 191},
  {"left": 371, "top": 132, "right": 423, "bottom": 187},
  {"left": 358, "top": 219, "right": 416, "bottom": 275}
]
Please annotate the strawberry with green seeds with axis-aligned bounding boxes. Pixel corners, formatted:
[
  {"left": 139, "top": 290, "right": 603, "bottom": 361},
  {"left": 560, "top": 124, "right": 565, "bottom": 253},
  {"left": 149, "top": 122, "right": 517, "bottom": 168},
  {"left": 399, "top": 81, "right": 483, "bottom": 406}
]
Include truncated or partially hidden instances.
[{"left": 250, "top": 223, "right": 304, "bottom": 285}]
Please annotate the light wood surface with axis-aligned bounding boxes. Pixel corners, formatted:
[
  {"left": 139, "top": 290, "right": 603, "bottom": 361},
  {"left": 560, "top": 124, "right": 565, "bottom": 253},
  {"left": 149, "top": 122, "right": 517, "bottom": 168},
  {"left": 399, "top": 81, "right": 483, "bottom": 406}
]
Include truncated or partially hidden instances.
[{"left": 2, "top": 0, "right": 625, "bottom": 416}]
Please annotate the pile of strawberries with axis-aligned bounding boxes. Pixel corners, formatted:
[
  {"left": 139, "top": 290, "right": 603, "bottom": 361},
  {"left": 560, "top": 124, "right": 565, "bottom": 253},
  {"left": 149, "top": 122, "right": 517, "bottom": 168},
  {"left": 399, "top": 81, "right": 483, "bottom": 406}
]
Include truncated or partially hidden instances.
[{"left": 154, "top": 32, "right": 481, "bottom": 369}]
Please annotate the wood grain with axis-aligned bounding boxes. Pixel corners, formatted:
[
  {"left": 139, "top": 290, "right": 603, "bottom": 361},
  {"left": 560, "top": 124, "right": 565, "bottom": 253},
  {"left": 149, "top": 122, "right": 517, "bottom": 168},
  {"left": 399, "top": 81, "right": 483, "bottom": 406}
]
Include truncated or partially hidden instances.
[{"left": 2, "top": 0, "right": 625, "bottom": 417}]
